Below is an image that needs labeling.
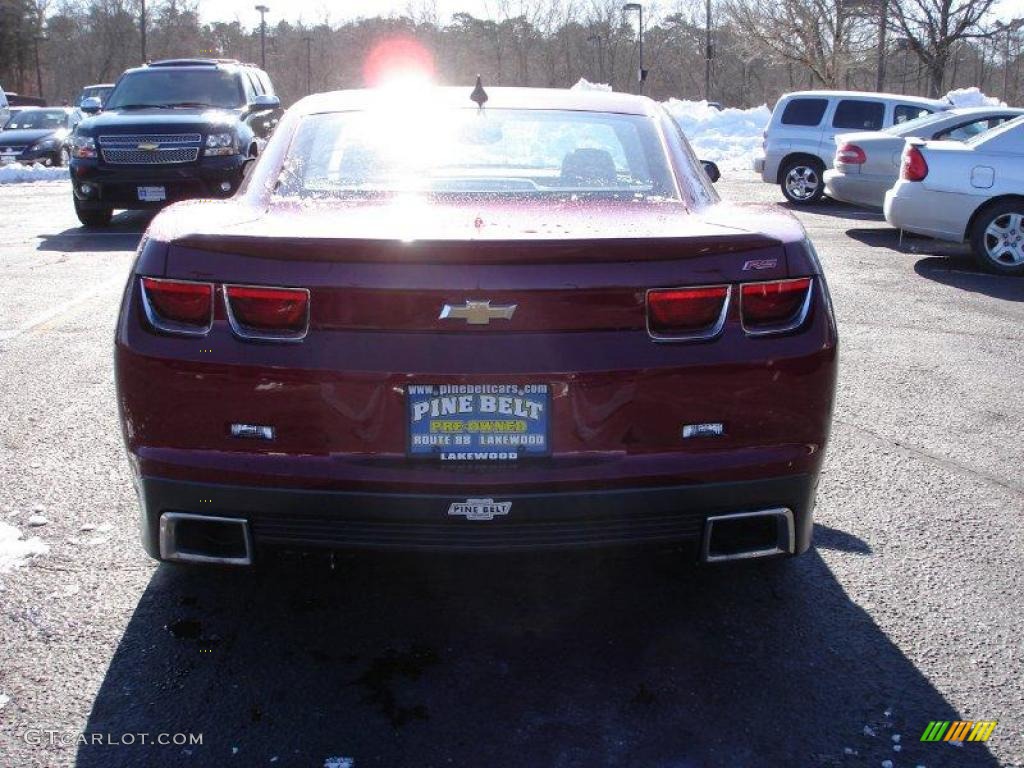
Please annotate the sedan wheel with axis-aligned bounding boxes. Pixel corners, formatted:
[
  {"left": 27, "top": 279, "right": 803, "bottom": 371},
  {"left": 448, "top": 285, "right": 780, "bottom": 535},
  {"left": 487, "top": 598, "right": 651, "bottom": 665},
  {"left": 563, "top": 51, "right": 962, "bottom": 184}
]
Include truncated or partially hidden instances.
[
  {"left": 971, "top": 203, "right": 1024, "bottom": 276},
  {"left": 781, "top": 161, "right": 824, "bottom": 204}
]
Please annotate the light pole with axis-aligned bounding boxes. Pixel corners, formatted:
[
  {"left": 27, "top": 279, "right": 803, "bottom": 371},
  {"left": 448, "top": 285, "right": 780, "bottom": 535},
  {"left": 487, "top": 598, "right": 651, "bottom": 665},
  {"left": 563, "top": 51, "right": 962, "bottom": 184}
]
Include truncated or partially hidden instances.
[
  {"left": 140, "top": 0, "right": 147, "bottom": 63},
  {"left": 304, "top": 36, "right": 313, "bottom": 95},
  {"left": 622, "top": 3, "right": 644, "bottom": 94},
  {"left": 704, "top": 0, "right": 712, "bottom": 100},
  {"left": 255, "top": 5, "right": 270, "bottom": 69},
  {"left": 33, "top": 34, "right": 45, "bottom": 99},
  {"left": 587, "top": 33, "right": 604, "bottom": 82}
]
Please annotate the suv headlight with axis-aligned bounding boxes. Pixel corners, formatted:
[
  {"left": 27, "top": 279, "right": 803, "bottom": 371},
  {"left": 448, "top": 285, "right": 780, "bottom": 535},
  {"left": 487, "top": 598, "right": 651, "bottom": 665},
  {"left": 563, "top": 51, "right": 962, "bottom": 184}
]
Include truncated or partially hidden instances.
[
  {"left": 205, "top": 132, "right": 237, "bottom": 156},
  {"left": 31, "top": 138, "right": 60, "bottom": 151},
  {"left": 72, "top": 135, "right": 97, "bottom": 159}
]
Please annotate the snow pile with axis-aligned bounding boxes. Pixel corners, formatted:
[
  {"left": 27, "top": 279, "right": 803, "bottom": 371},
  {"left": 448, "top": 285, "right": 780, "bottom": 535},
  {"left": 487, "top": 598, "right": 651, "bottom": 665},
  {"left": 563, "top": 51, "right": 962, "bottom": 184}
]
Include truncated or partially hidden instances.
[
  {"left": 664, "top": 99, "right": 771, "bottom": 171},
  {"left": 571, "top": 78, "right": 612, "bottom": 92},
  {"left": 0, "top": 521, "right": 49, "bottom": 573},
  {"left": 945, "top": 86, "right": 1004, "bottom": 108},
  {"left": 0, "top": 163, "right": 69, "bottom": 184}
]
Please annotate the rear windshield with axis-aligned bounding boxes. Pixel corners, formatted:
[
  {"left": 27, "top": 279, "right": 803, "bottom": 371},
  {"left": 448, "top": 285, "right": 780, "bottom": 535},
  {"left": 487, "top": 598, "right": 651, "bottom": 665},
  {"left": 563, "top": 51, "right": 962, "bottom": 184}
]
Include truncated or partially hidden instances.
[
  {"left": 884, "top": 111, "right": 945, "bottom": 136},
  {"left": 3, "top": 109, "right": 68, "bottom": 130},
  {"left": 105, "top": 69, "right": 244, "bottom": 110},
  {"left": 275, "top": 108, "right": 680, "bottom": 201}
]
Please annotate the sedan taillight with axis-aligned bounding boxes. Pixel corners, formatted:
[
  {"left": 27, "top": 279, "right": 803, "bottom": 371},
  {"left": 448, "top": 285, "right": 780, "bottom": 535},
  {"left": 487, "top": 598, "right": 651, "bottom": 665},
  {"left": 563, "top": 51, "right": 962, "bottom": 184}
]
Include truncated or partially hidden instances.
[
  {"left": 647, "top": 285, "right": 730, "bottom": 340},
  {"left": 900, "top": 145, "right": 928, "bottom": 181},
  {"left": 740, "top": 278, "right": 813, "bottom": 335},
  {"left": 224, "top": 284, "right": 310, "bottom": 340},
  {"left": 140, "top": 277, "right": 214, "bottom": 335},
  {"left": 836, "top": 143, "right": 866, "bottom": 165}
]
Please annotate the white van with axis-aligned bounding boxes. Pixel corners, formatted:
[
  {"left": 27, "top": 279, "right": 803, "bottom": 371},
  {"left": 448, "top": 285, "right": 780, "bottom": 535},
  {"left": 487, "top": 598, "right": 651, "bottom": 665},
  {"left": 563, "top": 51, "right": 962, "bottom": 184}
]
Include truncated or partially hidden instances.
[
  {"left": 753, "top": 90, "right": 949, "bottom": 204},
  {"left": 0, "top": 87, "right": 10, "bottom": 128}
]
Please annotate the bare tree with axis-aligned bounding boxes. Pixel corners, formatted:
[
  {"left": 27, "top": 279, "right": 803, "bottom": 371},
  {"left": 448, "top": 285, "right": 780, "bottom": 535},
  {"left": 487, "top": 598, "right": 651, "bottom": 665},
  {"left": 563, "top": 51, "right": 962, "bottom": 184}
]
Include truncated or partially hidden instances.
[
  {"left": 725, "top": 0, "right": 867, "bottom": 87},
  {"left": 889, "top": 0, "right": 998, "bottom": 96}
]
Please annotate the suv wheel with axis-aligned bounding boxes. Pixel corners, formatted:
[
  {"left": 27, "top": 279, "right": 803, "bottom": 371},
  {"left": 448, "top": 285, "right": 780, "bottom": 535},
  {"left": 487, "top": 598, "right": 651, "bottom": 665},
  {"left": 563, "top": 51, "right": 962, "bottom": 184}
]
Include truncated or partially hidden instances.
[
  {"left": 74, "top": 197, "right": 113, "bottom": 227},
  {"left": 971, "top": 201, "right": 1024, "bottom": 276},
  {"left": 781, "top": 159, "right": 825, "bottom": 205}
]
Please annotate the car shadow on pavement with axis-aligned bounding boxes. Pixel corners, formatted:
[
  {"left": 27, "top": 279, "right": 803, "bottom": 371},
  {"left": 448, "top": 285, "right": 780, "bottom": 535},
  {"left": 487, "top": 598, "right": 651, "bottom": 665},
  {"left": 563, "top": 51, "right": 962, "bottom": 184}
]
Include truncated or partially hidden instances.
[
  {"left": 36, "top": 212, "right": 152, "bottom": 253},
  {"left": 845, "top": 226, "right": 969, "bottom": 257},
  {"left": 76, "top": 545, "right": 999, "bottom": 768},
  {"left": 915, "top": 256, "right": 1024, "bottom": 302},
  {"left": 779, "top": 199, "right": 885, "bottom": 222}
]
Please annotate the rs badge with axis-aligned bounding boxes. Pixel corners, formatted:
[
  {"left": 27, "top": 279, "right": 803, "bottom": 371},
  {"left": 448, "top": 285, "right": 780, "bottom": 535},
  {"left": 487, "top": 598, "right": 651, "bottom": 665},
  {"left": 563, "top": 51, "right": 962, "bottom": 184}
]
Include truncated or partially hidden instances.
[{"left": 448, "top": 498, "right": 511, "bottom": 521}]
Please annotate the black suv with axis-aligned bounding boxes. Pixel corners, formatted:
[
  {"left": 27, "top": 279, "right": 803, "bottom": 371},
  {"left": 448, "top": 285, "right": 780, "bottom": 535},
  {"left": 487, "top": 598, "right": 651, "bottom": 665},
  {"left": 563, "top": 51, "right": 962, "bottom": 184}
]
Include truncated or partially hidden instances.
[{"left": 70, "top": 59, "right": 281, "bottom": 226}]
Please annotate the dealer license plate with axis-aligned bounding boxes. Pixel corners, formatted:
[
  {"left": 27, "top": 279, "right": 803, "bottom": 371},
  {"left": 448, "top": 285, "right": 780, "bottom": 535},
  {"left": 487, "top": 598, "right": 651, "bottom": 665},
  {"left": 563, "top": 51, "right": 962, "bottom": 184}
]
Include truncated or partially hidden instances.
[
  {"left": 137, "top": 186, "right": 166, "bottom": 202},
  {"left": 407, "top": 384, "right": 550, "bottom": 461}
]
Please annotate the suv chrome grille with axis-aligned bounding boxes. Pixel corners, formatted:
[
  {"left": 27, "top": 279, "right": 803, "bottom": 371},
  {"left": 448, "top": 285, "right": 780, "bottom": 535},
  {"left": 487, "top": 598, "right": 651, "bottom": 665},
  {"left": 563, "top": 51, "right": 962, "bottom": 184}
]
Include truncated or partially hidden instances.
[
  {"left": 98, "top": 133, "right": 202, "bottom": 165},
  {"left": 101, "top": 147, "right": 200, "bottom": 164}
]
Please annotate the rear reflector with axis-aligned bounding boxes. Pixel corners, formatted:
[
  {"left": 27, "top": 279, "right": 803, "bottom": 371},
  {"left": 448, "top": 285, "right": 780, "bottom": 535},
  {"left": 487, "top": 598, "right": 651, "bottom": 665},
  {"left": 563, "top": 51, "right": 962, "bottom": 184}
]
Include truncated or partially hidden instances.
[
  {"left": 647, "top": 285, "right": 730, "bottom": 340},
  {"left": 224, "top": 284, "right": 310, "bottom": 340},
  {"left": 740, "top": 278, "right": 812, "bottom": 334},
  {"left": 140, "top": 277, "right": 214, "bottom": 335},
  {"left": 836, "top": 143, "right": 866, "bottom": 165}
]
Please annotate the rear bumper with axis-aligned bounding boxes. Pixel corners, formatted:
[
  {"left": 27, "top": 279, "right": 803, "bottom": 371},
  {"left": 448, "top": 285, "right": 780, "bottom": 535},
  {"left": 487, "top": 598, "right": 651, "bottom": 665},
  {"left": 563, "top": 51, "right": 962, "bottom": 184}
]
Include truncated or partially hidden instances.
[
  {"left": 134, "top": 472, "right": 818, "bottom": 557},
  {"left": 823, "top": 169, "right": 888, "bottom": 209},
  {"left": 70, "top": 155, "right": 246, "bottom": 209},
  {"left": 883, "top": 183, "right": 972, "bottom": 242}
]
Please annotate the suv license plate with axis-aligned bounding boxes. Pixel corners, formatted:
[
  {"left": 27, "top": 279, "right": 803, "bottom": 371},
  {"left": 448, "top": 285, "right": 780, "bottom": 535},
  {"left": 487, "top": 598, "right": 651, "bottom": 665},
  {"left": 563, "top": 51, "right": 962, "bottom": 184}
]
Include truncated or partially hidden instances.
[{"left": 137, "top": 186, "right": 166, "bottom": 202}]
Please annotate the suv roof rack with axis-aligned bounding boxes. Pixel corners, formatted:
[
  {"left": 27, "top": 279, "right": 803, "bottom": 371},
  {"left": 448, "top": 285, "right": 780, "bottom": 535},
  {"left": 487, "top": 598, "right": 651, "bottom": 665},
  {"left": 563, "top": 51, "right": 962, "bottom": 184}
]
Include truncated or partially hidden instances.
[{"left": 148, "top": 58, "right": 240, "bottom": 68}]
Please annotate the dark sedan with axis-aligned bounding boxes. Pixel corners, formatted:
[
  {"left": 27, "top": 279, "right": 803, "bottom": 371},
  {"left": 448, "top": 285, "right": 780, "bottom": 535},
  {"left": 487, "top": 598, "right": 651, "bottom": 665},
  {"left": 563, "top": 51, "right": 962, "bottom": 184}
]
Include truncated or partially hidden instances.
[
  {"left": 114, "top": 85, "right": 838, "bottom": 567},
  {"left": 0, "top": 107, "right": 79, "bottom": 166}
]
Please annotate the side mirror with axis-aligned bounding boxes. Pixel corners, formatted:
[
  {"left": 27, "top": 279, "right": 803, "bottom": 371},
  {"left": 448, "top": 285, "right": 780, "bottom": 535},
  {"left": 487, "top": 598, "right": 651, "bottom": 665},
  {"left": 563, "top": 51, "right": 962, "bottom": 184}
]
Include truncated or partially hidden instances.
[
  {"left": 700, "top": 160, "right": 721, "bottom": 183},
  {"left": 80, "top": 97, "right": 102, "bottom": 114},
  {"left": 250, "top": 94, "right": 280, "bottom": 113}
]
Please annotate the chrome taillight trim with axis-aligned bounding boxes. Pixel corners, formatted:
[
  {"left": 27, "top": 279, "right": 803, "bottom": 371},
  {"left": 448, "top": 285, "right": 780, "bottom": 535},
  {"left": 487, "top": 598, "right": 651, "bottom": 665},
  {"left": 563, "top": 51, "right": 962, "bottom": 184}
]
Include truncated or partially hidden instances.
[
  {"left": 223, "top": 283, "right": 311, "bottom": 343},
  {"left": 645, "top": 284, "right": 732, "bottom": 343},
  {"left": 739, "top": 277, "right": 814, "bottom": 337},
  {"left": 139, "top": 277, "right": 214, "bottom": 337}
]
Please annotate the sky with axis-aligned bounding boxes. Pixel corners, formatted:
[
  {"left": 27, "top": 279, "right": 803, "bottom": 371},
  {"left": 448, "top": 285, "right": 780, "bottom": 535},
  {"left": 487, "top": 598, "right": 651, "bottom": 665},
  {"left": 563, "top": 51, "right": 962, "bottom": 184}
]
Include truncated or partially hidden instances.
[{"left": 197, "top": 0, "right": 1024, "bottom": 26}]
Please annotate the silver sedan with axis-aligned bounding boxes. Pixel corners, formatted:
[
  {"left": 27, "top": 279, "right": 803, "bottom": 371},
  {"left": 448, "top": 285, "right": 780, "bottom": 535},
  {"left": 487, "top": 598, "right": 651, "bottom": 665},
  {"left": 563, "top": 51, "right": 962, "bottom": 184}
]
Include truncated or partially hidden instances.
[
  {"left": 884, "top": 116, "right": 1024, "bottom": 275},
  {"left": 825, "top": 107, "right": 1024, "bottom": 209}
]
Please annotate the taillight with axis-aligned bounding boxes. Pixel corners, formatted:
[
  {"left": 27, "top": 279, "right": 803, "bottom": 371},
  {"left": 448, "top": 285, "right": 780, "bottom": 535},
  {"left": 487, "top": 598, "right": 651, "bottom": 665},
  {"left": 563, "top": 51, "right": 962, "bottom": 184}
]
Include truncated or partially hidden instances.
[
  {"left": 140, "top": 277, "right": 214, "bottom": 335},
  {"left": 836, "top": 143, "right": 866, "bottom": 165},
  {"left": 647, "top": 285, "right": 730, "bottom": 340},
  {"left": 224, "top": 284, "right": 310, "bottom": 340},
  {"left": 900, "top": 145, "right": 928, "bottom": 181},
  {"left": 740, "top": 278, "right": 813, "bottom": 335}
]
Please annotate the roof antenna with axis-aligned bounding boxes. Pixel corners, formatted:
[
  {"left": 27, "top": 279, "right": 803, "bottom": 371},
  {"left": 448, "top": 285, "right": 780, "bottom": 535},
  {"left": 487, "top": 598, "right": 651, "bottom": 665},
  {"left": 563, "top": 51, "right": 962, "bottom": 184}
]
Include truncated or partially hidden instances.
[{"left": 470, "top": 75, "right": 488, "bottom": 110}]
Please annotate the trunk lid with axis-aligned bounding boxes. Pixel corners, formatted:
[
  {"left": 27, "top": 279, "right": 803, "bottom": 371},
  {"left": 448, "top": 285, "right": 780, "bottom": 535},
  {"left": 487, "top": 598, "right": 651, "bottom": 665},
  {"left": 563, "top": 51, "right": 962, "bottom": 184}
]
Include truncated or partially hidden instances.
[{"left": 161, "top": 198, "right": 800, "bottom": 333}]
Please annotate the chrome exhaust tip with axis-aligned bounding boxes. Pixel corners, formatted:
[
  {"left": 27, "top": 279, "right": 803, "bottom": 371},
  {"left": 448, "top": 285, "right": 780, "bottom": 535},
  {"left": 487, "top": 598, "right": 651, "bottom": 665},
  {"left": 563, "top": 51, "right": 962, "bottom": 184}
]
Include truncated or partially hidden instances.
[
  {"left": 159, "top": 512, "right": 253, "bottom": 566},
  {"left": 702, "top": 508, "right": 794, "bottom": 563}
]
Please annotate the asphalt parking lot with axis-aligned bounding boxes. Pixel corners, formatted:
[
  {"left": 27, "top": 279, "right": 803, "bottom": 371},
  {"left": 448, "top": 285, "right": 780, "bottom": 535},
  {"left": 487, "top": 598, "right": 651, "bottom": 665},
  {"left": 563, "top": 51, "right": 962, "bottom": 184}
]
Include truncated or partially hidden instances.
[{"left": 0, "top": 176, "right": 1022, "bottom": 768}]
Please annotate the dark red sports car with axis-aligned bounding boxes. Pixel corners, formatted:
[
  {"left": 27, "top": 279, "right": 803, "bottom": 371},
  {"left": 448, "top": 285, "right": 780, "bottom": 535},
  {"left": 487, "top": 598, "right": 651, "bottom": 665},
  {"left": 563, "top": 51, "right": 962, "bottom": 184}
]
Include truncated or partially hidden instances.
[{"left": 114, "top": 85, "right": 838, "bottom": 566}]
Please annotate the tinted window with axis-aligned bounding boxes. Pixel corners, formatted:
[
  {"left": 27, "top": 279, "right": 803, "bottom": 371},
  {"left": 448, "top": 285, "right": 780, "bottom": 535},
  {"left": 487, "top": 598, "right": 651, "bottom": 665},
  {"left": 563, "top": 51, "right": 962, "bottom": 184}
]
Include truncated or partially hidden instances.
[
  {"left": 106, "top": 69, "right": 245, "bottom": 109},
  {"left": 780, "top": 98, "right": 827, "bottom": 126},
  {"left": 277, "top": 109, "right": 678, "bottom": 200},
  {"left": 894, "top": 104, "right": 932, "bottom": 124},
  {"left": 833, "top": 100, "right": 885, "bottom": 130}
]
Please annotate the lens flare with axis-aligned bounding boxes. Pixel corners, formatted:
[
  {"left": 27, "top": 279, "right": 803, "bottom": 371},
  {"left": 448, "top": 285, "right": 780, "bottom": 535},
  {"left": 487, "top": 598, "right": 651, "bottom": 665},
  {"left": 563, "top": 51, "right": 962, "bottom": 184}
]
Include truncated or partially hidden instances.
[{"left": 363, "top": 38, "right": 436, "bottom": 88}]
